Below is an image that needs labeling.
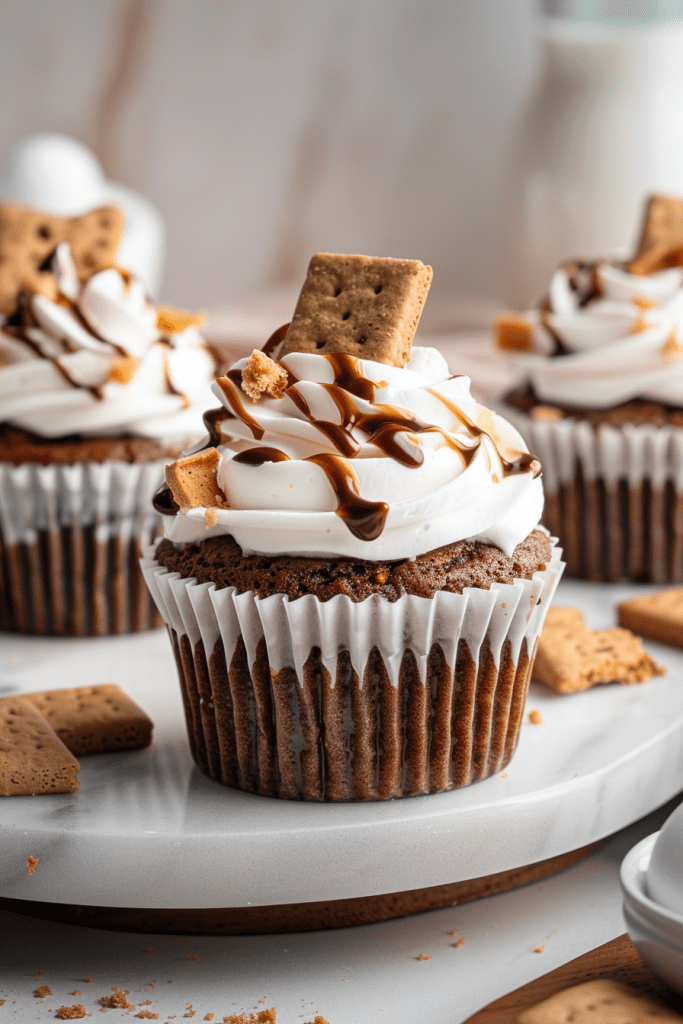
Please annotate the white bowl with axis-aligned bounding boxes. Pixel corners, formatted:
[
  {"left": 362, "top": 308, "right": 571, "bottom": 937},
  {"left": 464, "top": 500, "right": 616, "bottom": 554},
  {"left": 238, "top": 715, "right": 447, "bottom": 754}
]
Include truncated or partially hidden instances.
[{"left": 621, "top": 832, "right": 683, "bottom": 993}]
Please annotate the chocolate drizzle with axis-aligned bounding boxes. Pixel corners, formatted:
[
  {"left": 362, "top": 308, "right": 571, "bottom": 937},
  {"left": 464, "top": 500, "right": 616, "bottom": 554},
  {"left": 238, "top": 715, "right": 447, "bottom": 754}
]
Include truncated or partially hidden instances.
[
  {"left": 262, "top": 322, "right": 290, "bottom": 358},
  {"left": 153, "top": 482, "right": 179, "bottom": 516},
  {"left": 205, "top": 349, "right": 541, "bottom": 540}
]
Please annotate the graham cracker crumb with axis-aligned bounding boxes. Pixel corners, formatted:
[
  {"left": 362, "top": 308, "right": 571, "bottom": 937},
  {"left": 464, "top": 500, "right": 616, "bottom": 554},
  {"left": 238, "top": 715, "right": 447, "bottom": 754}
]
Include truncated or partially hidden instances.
[
  {"left": 136, "top": 1014, "right": 159, "bottom": 1021},
  {"left": 69, "top": 992, "right": 81, "bottom": 997},
  {"left": 241, "top": 350, "right": 288, "bottom": 401},
  {"left": 37, "top": 971, "right": 44, "bottom": 979},
  {"left": 35, "top": 986, "right": 52, "bottom": 998},
  {"left": 56, "top": 1007, "right": 86, "bottom": 1020},
  {"left": 106, "top": 355, "right": 139, "bottom": 385},
  {"left": 145, "top": 948, "right": 154, "bottom": 955},
  {"left": 495, "top": 312, "right": 534, "bottom": 352},
  {"left": 187, "top": 954, "right": 198, "bottom": 962},
  {"left": 450, "top": 929, "right": 458, "bottom": 936},
  {"left": 166, "top": 448, "right": 227, "bottom": 511},
  {"left": 534, "top": 945, "right": 545, "bottom": 953},
  {"left": 416, "top": 954, "right": 432, "bottom": 961},
  {"left": 662, "top": 332, "right": 682, "bottom": 365},
  {"left": 530, "top": 405, "right": 562, "bottom": 422},
  {"left": 85, "top": 977, "right": 93, "bottom": 983},
  {"left": 27, "top": 855, "right": 38, "bottom": 876},
  {"left": 222, "top": 1013, "right": 276, "bottom": 1024},
  {"left": 205, "top": 1016, "right": 215, "bottom": 1021},
  {"left": 99, "top": 988, "right": 134, "bottom": 1010},
  {"left": 139, "top": 1001, "right": 153, "bottom": 1006},
  {"left": 205, "top": 507, "right": 218, "bottom": 528},
  {"left": 185, "top": 1013, "right": 196, "bottom": 1019},
  {"left": 528, "top": 708, "right": 543, "bottom": 725},
  {"left": 454, "top": 937, "right": 466, "bottom": 948},
  {"left": 500, "top": 773, "right": 508, "bottom": 778}
]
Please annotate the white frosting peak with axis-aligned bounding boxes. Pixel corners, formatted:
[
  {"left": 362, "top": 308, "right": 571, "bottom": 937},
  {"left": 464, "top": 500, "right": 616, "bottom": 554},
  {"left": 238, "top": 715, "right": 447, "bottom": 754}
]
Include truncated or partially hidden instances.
[
  {"left": 511, "top": 260, "right": 683, "bottom": 408},
  {"left": 0, "top": 244, "right": 216, "bottom": 440},
  {"left": 166, "top": 347, "right": 544, "bottom": 560}
]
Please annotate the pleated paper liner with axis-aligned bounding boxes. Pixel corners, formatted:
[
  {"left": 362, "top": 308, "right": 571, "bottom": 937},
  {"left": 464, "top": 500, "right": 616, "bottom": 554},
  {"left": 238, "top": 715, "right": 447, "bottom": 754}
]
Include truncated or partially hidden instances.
[
  {"left": 142, "top": 537, "right": 563, "bottom": 801},
  {"left": 0, "top": 460, "right": 165, "bottom": 635},
  {"left": 502, "top": 406, "right": 683, "bottom": 583}
]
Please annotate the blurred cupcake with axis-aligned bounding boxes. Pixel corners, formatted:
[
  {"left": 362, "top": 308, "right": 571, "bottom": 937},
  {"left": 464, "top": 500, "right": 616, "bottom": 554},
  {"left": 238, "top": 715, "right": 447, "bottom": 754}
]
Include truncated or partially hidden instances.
[
  {"left": 143, "top": 253, "right": 562, "bottom": 801},
  {"left": 496, "top": 195, "right": 683, "bottom": 584},
  {"left": 0, "top": 203, "right": 216, "bottom": 634}
]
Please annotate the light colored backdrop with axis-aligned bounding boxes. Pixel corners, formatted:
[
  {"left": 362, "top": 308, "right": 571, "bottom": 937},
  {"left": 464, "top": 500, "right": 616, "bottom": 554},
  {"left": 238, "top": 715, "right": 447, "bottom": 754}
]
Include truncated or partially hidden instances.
[{"left": 0, "top": 0, "right": 540, "bottom": 309}]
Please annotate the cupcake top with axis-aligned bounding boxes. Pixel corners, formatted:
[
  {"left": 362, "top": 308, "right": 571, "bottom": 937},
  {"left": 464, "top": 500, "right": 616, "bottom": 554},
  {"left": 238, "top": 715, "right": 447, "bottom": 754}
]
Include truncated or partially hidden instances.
[
  {"left": 0, "top": 206, "right": 216, "bottom": 442},
  {"left": 161, "top": 253, "right": 544, "bottom": 561},
  {"left": 496, "top": 196, "right": 683, "bottom": 413}
]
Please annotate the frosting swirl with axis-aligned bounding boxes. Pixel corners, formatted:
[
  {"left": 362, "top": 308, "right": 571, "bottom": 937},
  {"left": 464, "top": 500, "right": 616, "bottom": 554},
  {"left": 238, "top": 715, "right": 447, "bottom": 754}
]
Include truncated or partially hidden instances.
[
  {"left": 509, "top": 261, "right": 683, "bottom": 408},
  {"left": 0, "top": 243, "right": 216, "bottom": 439},
  {"left": 165, "top": 346, "right": 544, "bottom": 561}
]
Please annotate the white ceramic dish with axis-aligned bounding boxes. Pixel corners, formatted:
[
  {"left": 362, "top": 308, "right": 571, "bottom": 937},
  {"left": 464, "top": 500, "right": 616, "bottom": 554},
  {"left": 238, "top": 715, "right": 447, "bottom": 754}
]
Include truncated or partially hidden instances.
[
  {"left": 621, "top": 832, "right": 683, "bottom": 994},
  {"left": 2, "top": 578, "right": 683, "bottom": 911}
]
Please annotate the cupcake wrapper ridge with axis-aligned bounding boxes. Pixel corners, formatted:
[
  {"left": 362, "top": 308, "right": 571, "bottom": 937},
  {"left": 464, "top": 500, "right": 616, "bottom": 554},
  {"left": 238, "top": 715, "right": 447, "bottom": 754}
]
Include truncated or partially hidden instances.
[
  {"left": 0, "top": 459, "right": 165, "bottom": 635},
  {"left": 503, "top": 405, "right": 683, "bottom": 583},
  {"left": 142, "top": 537, "right": 563, "bottom": 801}
]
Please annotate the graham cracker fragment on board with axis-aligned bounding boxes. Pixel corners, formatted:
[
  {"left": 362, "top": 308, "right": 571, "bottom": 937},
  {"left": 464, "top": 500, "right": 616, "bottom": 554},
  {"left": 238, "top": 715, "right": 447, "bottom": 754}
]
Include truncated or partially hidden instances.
[
  {"left": 519, "top": 978, "right": 683, "bottom": 1024},
  {"left": 533, "top": 607, "right": 665, "bottom": 694},
  {"left": 633, "top": 194, "right": 683, "bottom": 259},
  {"left": 56, "top": 1006, "right": 87, "bottom": 1020},
  {"left": 241, "top": 349, "right": 289, "bottom": 401},
  {"left": 99, "top": 988, "right": 134, "bottom": 1010},
  {"left": 0, "top": 203, "right": 123, "bottom": 317},
  {"left": 618, "top": 587, "right": 683, "bottom": 650},
  {"left": 221, "top": 1012, "right": 276, "bottom": 1024},
  {"left": 494, "top": 312, "right": 535, "bottom": 352},
  {"left": 27, "top": 854, "right": 38, "bottom": 875},
  {"left": 278, "top": 252, "right": 432, "bottom": 367},
  {"left": 166, "top": 448, "right": 228, "bottom": 510},
  {"left": 24, "top": 684, "right": 153, "bottom": 756},
  {"left": 0, "top": 696, "right": 80, "bottom": 795}
]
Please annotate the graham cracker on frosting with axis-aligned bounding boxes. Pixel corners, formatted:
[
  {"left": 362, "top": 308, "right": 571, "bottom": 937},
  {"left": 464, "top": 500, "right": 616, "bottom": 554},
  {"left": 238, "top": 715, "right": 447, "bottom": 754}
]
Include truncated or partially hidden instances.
[
  {"left": 0, "top": 203, "right": 123, "bottom": 317},
  {"left": 633, "top": 194, "right": 683, "bottom": 260},
  {"left": 278, "top": 253, "right": 432, "bottom": 367},
  {"left": 241, "top": 349, "right": 288, "bottom": 401},
  {"left": 519, "top": 979, "right": 683, "bottom": 1024},
  {"left": 166, "top": 448, "right": 228, "bottom": 510}
]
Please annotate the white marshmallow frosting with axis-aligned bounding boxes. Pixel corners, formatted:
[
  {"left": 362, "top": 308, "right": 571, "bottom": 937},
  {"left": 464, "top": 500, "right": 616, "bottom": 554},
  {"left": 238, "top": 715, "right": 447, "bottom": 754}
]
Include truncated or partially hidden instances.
[
  {"left": 166, "top": 347, "right": 545, "bottom": 561},
  {"left": 512, "top": 262, "right": 683, "bottom": 408},
  {"left": 0, "top": 243, "right": 216, "bottom": 441}
]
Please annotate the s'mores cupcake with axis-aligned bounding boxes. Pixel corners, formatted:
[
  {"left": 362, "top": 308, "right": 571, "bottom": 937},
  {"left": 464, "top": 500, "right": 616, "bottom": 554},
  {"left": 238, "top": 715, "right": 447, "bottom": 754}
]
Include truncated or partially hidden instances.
[
  {"left": 144, "top": 253, "right": 562, "bottom": 801},
  {"left": 0, "top": 203, "right": 217, "bottom": 634},
  {"left": 497, "top": 195, "right": 683, "bottom": 584}
]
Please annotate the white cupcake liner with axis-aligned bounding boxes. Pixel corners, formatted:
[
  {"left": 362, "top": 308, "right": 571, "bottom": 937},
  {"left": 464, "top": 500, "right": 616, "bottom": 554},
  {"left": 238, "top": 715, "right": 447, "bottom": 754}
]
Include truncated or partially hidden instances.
[
  {"left": 0, "top": 459, "right": 166, "bottom": 634},
  {"left": 141, "top": 536, "right": 563, "bottom": 801},
  {"left": 502, "top": 403, "right": 683, "bottom": 583}
]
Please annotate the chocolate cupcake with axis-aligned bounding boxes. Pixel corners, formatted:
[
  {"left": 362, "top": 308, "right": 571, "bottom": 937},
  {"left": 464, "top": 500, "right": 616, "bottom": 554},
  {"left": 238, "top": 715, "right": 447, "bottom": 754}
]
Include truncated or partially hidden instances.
[
  {"left": 143, "top": 253, "right": 562, "bottom": 801},
  {"left": 0, "top": 212, "right": 217, "bottom": 634},
  {"left": 496, "top": 196, "right": 683, "bottom": 584}
]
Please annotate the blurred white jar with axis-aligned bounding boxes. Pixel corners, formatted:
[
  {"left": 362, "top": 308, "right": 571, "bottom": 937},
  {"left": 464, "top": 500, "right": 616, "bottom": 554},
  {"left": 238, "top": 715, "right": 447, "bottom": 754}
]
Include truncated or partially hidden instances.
[{"left": 505, "top": 2, "right": 683, "bottom": 307}]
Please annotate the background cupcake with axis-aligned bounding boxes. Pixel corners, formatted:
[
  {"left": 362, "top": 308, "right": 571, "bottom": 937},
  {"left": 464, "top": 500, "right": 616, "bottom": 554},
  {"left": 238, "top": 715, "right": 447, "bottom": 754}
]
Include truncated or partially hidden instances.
[
  {"left": 0, "top": 204, "right": 217, "bottom": 635},
  {"left": 496, "top": 195, "right": 683, "bottom": 584},
  {"left": 143, "top": 253, "right": 562, "bottom": 801}
]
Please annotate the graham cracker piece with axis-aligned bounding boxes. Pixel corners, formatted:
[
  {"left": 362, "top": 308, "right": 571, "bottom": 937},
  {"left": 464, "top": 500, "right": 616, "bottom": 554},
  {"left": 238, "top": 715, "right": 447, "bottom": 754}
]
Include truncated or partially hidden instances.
[
  {"left": 0, "top": 202, "right": 123, "bottom": 317},
  {"left": 165, "top": 447, "right": 228, "bottom": 510},
  {"left": 56, "top": 1007, "right": 87, "bottom": 1020},
  {"left": 278, "top": 252, "right": 432, "bottom": 367},
  {"left": 494, "top": 312, "right": 535, "bottom": 352},
  {"left": 24, "top": 684, "right": 153, "bottom": 756},
  {"left": 241, "top": 349, "right": 288, "bottom": 401},
  {"left": 627, "top": 242, "right": 683, "bottom": 276},
  {"left": 519, "top": 978, "right": 683, "bottom": 1024},
  {"left": 618, "top": 587, "right": 683, "bottom": 649},
  {"left": 156, "top": 305, "right": 207, "bottom": 333},
  {"left": 533, "top": 606, "right": 665, "bottom": 694},
  {"left": 633, "top": 194, "right": 683, "bottom": 259},
  {"left": 0, "top": 695, "right": 80, "bottom": 795}
]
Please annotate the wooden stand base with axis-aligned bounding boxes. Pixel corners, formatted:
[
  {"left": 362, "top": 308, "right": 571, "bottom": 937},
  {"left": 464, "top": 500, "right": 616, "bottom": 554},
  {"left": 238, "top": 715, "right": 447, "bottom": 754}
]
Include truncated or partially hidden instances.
[{"left": 0, "top": 841, "right": 599, "bottom": 935}]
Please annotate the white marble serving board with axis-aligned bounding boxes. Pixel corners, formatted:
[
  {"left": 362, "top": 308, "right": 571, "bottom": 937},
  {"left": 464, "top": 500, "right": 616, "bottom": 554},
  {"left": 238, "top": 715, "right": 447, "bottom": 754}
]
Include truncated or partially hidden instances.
[{"left": 1, "top": 578, "right": 682, "bottom": 911}]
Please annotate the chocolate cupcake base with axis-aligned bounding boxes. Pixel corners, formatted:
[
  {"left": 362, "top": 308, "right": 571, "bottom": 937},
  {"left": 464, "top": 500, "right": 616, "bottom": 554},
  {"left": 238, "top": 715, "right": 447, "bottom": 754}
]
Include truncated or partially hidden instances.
[
  {"left": 502, "top": 405, "right": 683, "bottom": 584},
  {"left": 142, "top": 538, "right": 562, "bottom": 801},
  {"left": 0, "top": 460, "right": 164, "bottom": 635}
]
